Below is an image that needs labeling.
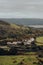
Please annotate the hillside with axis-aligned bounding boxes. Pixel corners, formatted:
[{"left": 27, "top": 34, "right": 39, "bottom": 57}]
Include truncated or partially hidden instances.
[
  {"left": 0, "top": 20, "right": 30, "bottom": 40},
  {"left": 0, "top": 20, "right": 43, "bottom": 41},
  {"left": 0, "top": 20, "right": 10, "bottom": 25}
]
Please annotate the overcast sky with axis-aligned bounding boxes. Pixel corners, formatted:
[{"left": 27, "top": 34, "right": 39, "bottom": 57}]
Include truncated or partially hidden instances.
[{"left": 0, "top": 0, "right": 43, "bottom": 18}]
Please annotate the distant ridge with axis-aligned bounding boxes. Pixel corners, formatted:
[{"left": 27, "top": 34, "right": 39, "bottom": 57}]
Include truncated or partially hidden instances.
[{"left": 0, "top": 18, "right": 43, "bottom": 25}]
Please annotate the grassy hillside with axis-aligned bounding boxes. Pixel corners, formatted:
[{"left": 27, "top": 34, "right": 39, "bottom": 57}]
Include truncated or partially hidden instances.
[
  {"left": 0, "top": 20, "right": 30, "bottom": 40},
  {"left": 0, "top": 20, "right": 43, "bottom": 41}
]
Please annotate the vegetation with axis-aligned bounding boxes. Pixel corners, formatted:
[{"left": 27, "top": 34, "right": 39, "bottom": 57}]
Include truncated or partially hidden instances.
[
  {"left": 36, "top": 37, "right": 43, "bottom": 45},
  {"left": 0, "top": 20, "right": 30, "bottom": 40},
  {"left": 0, "top": 55, "right": 38, "bottom": 65}
]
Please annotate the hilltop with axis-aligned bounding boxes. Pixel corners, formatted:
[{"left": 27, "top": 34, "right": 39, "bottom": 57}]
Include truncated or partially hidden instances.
[{"left": 0, "top": 20, "right": 10, "bottom": 25}]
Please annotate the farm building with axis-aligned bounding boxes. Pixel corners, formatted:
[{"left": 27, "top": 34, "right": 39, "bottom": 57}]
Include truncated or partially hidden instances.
[
  {"left": 7, "top": 41, "right": 22, "bottom": 47},
  {"left": 24, "top": 37, "right": 35, "bottom": 45}
]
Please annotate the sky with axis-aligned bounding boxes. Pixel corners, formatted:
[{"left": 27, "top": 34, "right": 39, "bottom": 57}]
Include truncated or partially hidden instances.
[{"left": 0, "top": 0, "right": 43, "bottom": 18}]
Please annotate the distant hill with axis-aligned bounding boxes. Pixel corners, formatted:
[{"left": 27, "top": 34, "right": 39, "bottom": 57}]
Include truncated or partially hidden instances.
[{"left": 1, "top": 18, "right": 43, "bottom": 25}]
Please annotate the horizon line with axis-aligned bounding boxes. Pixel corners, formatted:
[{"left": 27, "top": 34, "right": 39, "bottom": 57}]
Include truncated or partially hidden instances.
[{"left": 0, "top": 18, "right": 43, "bottom": 19}]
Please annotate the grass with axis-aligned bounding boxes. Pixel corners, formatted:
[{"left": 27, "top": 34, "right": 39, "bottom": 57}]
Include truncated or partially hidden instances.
[
  {"left": 11, "top": 24, "right": 20, "bottom": 29},
  {"left": 24, "top": 52, "right": 37, "bottom": 55},
  {"left": 0, "top": 55, "right": 38, "bottom": 65},
  {"left": 36, "top": 36, "right": 43, "bottom": 45}
]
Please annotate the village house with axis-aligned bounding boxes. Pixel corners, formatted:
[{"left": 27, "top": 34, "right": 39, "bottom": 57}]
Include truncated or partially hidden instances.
[
  {"left": 24, "top": 37, "right": 35, "bottom": 45},
  {"left": 7, "top": 41, "right": 22, "bottom": 47},
  {"left": 7, "top": 42, "right": 17, "bottom": 47}
]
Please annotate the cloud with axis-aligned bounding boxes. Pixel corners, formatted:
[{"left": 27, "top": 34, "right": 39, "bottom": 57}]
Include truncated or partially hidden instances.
[{"left": 0, "top": 0, "right": 43, "bottom": 18}]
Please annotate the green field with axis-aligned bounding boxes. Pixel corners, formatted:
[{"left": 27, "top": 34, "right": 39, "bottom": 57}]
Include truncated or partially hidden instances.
[
  {"left": 36, "top": 36, "right": 43, "bottom": 42},
  {"left": 36, "top": 36, "right": 43, "bottom": 45},
  {"left": 0, "top": 55, "right": 38, "bottom": 65}
]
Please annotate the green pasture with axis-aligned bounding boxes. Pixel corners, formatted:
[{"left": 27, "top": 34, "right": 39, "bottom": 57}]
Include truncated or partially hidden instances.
[
  {"left": 36, "top": 36, "right": 43, "bottom": 45},
  {"left": 0, "top": 55, "right": 38, "bottom": 65}
]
